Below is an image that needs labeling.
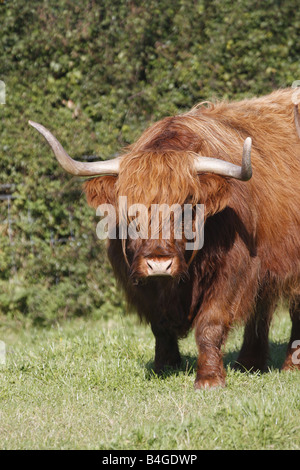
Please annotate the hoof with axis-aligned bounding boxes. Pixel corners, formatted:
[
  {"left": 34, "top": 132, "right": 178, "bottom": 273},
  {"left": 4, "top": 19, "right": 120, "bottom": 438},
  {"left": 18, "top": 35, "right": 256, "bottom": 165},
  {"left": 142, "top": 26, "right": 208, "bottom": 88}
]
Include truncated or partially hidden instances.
[{"left": 194, "top": 375, "right": 225, "bottom": 390}]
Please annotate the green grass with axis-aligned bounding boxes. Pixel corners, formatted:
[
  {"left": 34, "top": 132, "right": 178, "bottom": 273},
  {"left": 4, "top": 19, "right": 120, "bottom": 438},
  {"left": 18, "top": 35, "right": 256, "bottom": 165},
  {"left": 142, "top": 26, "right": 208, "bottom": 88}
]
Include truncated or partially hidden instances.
[{"left": 0, "top": 308, "right": 299, "bottom": 450}]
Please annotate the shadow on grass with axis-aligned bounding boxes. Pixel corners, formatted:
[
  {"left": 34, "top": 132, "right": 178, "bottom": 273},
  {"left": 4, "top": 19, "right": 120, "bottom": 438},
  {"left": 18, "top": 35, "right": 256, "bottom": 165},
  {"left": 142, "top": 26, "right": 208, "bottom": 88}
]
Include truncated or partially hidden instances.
[
  {"left": 144, "top": 341, "right": 289, "bottom": 380},
  {"left": 144, "top": 354, "right": 197, "bottom": 380}
]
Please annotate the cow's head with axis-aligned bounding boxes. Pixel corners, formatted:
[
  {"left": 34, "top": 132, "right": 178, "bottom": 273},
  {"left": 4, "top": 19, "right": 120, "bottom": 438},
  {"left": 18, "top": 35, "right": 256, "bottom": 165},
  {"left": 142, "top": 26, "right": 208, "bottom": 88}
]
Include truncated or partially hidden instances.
[{"left": 29, "top": 115, "right": 253, "bottom": 283}]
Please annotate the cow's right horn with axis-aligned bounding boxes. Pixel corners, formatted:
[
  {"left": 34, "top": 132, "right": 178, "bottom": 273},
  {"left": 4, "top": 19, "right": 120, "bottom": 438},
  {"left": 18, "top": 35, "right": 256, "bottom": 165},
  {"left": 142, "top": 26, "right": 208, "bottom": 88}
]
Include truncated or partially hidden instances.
[
  {"left": 193, "top": 137, "right": 252, "bottom": 181},
  {"left": 29, "top": 121, "right": 121, "bottom": 176}
]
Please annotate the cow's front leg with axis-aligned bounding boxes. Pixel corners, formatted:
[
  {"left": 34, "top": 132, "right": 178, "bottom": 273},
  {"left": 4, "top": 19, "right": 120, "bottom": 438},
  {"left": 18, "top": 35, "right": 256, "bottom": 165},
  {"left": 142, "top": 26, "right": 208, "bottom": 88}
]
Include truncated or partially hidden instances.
[
  {"left": 194, "top": 314, "right": 229, "bottom": 390},
  {"left": 151, "top": 322, "right": 181, "bottom": 373}
]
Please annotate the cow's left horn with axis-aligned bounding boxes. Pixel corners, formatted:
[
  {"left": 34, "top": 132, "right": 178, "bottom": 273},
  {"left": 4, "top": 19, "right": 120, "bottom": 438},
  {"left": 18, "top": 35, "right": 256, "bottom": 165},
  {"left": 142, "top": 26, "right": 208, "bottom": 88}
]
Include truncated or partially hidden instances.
[
  {"left": 294, "top": 105, "right": 300, "bottom": 139},
  {"left": 193, "top": 137, "right": 252, "bottom": 181},
  {"left": 29, "top": 121, "right": 121, "bottom": 176}
]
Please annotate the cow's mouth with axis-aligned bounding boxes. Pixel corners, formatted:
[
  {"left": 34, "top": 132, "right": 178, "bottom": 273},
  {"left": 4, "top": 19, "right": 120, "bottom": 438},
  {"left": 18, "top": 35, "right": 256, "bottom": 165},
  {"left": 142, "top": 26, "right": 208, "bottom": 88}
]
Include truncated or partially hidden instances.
[
  {"left": 130, "top": 255, "right": 189, "bottom": 285},
  {"left": 145, "top": 258, "right": 173, "bottom": 277}
]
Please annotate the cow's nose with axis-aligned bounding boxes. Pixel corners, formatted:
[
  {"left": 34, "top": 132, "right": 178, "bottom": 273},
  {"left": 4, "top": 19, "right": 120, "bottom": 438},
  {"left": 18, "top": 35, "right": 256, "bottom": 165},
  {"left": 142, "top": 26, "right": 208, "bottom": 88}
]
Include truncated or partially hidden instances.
[{"left": 146, "top": 258, "right": 173, "bottom": 277}]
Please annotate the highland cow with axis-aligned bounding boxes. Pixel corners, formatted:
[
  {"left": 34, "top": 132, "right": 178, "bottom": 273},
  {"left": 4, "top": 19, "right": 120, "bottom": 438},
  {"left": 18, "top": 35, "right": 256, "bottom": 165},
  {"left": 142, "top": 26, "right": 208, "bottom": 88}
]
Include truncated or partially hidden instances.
[{"left": 29, "top": 88, "right": 300, "bottom": 389}]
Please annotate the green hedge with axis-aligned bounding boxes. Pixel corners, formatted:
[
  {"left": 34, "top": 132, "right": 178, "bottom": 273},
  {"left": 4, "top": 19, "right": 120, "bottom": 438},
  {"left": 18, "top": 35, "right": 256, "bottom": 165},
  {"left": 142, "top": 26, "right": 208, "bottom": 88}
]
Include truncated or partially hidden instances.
[{"left": 1, "top": 0, "right": 299, "bottom": 323}]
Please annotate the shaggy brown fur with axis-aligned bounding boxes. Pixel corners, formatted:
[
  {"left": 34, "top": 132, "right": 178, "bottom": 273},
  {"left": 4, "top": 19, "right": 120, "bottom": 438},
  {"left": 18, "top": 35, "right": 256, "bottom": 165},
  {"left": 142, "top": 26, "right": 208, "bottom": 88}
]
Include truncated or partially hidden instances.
[{"left": 84, "top": 88, "right": 300, "bottom": 389}]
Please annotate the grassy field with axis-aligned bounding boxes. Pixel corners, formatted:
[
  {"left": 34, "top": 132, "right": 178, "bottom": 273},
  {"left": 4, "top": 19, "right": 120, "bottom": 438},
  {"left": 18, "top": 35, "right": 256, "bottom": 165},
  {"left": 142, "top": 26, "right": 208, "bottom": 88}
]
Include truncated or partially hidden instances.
[{"left": 0, "top": 307, "right": 299, "bottom": 450}]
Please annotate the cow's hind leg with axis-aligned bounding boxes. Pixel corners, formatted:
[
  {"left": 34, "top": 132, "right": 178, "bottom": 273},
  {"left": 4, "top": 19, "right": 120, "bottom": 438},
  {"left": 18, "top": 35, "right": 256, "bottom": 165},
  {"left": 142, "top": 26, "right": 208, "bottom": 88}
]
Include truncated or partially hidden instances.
[
  {"left": 282, "top": 298, "right": 300, "bottom": 370},
  {"left": 235, "top": 291, "right": 277, "bottom": 372},
  {"left": 151, "top": 323, "right": 181, "bottom": 373}
]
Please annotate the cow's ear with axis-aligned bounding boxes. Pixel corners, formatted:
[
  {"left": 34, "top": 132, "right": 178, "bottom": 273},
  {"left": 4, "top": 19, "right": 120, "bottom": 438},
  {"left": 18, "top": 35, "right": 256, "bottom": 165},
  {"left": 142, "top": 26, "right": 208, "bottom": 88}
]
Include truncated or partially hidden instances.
[
  {"left": 83, "top": 176, "right": 117, "bottom": 209},
  {"left": 197, "top": 174, "right": 231, "bottom": 217}
]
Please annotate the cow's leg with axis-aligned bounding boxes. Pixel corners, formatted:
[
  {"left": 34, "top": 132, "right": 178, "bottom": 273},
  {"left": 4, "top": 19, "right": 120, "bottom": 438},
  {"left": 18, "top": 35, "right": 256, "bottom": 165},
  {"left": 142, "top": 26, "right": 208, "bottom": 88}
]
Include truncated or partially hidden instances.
[
  {"left": 282, "top": 298, "right": 300, "bottom": 370},
  {"left": 235, "top": 292, "right": 276, "bottom": 372},
  {"left": 151, "top": 322, "right": 181, "bottom": 373},
  {"left": 194, "top": 313, "right": 229, "bottom": 390}
]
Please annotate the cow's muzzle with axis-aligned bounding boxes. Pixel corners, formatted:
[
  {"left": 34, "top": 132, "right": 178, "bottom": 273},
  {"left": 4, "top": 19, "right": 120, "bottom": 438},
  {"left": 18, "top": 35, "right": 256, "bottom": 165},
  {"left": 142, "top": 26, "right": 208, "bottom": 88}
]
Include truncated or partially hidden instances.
[{"left": 146, "top": 258, "right": 173, "bottom": 277}]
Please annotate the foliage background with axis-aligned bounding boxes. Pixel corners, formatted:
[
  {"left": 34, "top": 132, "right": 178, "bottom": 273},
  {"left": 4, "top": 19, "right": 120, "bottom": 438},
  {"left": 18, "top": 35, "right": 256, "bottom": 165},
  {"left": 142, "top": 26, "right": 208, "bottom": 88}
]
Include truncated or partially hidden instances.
[{"left": 0, "top": 0, "right": 300, "bottom": 323}]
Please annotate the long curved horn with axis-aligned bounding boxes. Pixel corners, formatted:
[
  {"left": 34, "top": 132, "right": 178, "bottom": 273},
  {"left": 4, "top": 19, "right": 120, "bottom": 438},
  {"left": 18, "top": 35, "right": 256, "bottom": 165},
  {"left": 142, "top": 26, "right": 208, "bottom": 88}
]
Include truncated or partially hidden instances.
[
  {"left": 193, "top": 137, "right": 252, "bottom": 181},
  {"left": 294, "top": 105, "right": 300, "bottom": 139},
  {"left": 29, "top": 121, "right": 121, "bottom": 176}
]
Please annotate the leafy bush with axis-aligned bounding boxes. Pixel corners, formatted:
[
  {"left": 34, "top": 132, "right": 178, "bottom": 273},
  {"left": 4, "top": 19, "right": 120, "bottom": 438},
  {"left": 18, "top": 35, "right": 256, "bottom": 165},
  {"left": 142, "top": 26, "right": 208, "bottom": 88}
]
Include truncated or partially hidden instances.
[{"left": 0, "top": 0, "right": 300, "bottom": 322}]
